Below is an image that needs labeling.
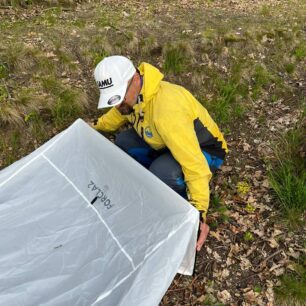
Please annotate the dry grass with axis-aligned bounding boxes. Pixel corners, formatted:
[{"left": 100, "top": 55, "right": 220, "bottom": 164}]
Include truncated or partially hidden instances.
[{"left": 0, "top": 0, "right": 304, "bottom": 157}]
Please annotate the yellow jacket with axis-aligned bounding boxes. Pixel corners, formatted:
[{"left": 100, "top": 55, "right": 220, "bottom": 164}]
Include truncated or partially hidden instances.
[{"left": 94, "top": 63, "right": 228, "bottom": 219}]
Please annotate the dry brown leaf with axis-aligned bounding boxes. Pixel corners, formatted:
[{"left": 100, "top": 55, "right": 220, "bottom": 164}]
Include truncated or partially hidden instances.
[
  {"left": 243, "top": 142, "right": 251, "bottom": 152},
  {"left": 243, "top": 289, "right": 259, "bottom": 302},
  {"left": 268, "top": 238, "right": 279, "bottom": 249},
  {"left": 252, "top": 229, "right": 265, "bottom": 237},
  {"left": 213, "top": 251, "right": 222, "bottom": 262},
  {"left": 206, "top": 246, "right": 212, "bottom": 255},
  {"left": 265, "top": 286, "right": 274, "bottom": 304},
  {"left": 288, "top": 248, "right": 300, "bottom": 259},
  {"left": 221, "top": 165, "right": 233, "bottom": 172},
  {"left": 272, "top": 229, "right": 283, "bottom": 237},
  {"left": 240, "top": 257, "right": 252, "bottom": 270},
  {"left": 217, "top": 290, "right": 231, "bottom": 303},
  {"left": 197, "top": 295, "right": 206, "bottom": 302}
]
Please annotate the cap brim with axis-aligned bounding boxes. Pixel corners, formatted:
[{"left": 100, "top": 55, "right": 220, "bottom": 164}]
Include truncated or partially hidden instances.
[{"left": 97, "top": 83, "right": 128, "bottom": 109}]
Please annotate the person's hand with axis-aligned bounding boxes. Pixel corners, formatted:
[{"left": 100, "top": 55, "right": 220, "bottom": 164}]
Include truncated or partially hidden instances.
[{"left": 196, "top": 222, "right": 210, "bottom": 251}]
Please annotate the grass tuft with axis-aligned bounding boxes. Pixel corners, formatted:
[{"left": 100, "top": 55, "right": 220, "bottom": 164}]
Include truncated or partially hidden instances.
[
  {"left": 0, "top": 85, "right": 24, "bottom": 126},
  {"left": 0, "top": 63, "right": 9, "bottom": 79},
  {"left": 0, "top": 131, "right": 21, "bottom": 168},
  {"left": 52, "top": 87, "right": 87, "bottom": 128},
  {"left": 267, "top": 118, "right": 306, "bottom": 226},
  {"left": 92, "top": 49, "right": 110, "bottom": 67},
  {"left": 207, "top": 79, "right": 246, "bottom": 125},
  {"left": 251, "top": 64, "right": 273, "bottom": 100},
  {"left": 163, "top": 43, "right": 192, "bottom": 74},
  {"left": 260, "top": 4, "right": 272, "bottom": 17},
  {"left": 284, "top": 63, "right": 295, "bottom": 74},
  {"left": 209, "top": 193, "right": 230, "bottom": 226},
  {"left": 275, "top": 256, "right": 306, "bottom": 306},
  {"left": 25, "top": 111, "right": 46, "bottom": 140},
  {"left": 293, "top": 43, "right": 306, "bottom": 61}
]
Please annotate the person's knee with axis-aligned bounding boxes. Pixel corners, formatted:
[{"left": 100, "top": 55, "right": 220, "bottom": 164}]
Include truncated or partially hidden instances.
[
  {"left": 149, "top": 153, "right": 186, "bottom": 195},
  {"left": 114, "top": 130, "right": 132, "bottom": 152},
  {"left": 115, "top": 129, "right": 154, "bottom": 168}
]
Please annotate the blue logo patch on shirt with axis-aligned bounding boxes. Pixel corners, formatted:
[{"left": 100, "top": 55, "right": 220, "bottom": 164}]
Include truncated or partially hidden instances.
[{"left": 145, "top": 127, "right": 153, "bottom": 138}]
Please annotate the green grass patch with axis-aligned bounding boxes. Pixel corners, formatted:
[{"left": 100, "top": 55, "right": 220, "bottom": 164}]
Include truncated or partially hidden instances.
[
  {"left": 208, "top": 79, "right": 246, "bottom": 125},
  {"left": 209, "top": 193, "right": 230, "bottom": 226},
  {"left": 92, "top": 49, "right": 110, "bottom": 67},
  {"left": 0, "top": 85, "right": 8, "bottom": 101},
  {"left": 163, "top": 43, "right": 191, "bottom": 74},
  {"left": 243, "top": 231, "right": 254, "bottom": 242},
  {"left": 25, "top": 111, "right": 46, "bottom": 140},
  {"left": 275, "top": 256, "right": 306, "bottom": 306},
  {"left": 284, "top": 63, "right": 295, "bottom": 74},
  {"left": 267, "top": 119, "right": 306, "bottom": 226},
  {"left": 52, "top": 87, "right": 85, "bottom": 128},
  {"left": 293, "top": 42, "right": 306, "bottom": 61},
  {"left": 41, "top": 76, "right": 87, "bottom": 128},
  {"left": 0, "top": 131, "right": 21, "bottom": 167},
  {"left": 36, "top": 56, "right": 56, "bottom": 74},
  {"left": 38, "top": 7, "right": 62, "bottom": 26},
  {"left": 0, "top": 63, "right": 9, "bottom": 79},
  {"left": 251, "top": 64, "right": 273, "bottom": 100},
  {"left": 260, "top": 4, "right": 272, "bottom": 17},
  {"left": 224, "top": 32, "right": 246, "bottom": 44}
]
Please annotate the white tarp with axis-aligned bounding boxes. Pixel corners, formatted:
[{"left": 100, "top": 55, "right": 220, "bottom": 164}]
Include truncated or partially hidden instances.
[{"left": 0, "top": 119, "right": 199, "bottom": 306}]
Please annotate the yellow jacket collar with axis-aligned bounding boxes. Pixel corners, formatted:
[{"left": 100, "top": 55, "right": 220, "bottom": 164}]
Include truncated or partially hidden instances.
[{"left": 138, "top": 63, "right": 164, "bottom": 110}]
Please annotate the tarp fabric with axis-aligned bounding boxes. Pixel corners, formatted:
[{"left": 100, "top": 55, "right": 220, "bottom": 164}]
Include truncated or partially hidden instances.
[{"left": 0, "top": 119, "right": 199, "bottom": 306}]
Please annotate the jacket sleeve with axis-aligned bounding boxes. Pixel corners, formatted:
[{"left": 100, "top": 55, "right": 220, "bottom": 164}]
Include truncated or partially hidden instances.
[
  {"left": 157, "top": 113, "right": 212, "bottom": 221},
  {"left": 93, "top": 108, "right": 128, "bottom": 132}
]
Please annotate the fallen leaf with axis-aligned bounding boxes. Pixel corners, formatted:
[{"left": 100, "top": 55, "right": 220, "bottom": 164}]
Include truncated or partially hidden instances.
[
  {"left": 243, "top": 289, "right": 259, "bottom": 302},
  {"left": 217, "top": 290, "right": 231, "bottom": 303},
  {"left": 221, "top": 165, "right": 232, "bottom": 172},
  {"left": 213, "top": 251, "right": 222, "bottom": 262},
  {"left": 268, "top": 238, "right": 279, "bottom": 248},
  {"left": 243, "top": 142, "right": 251, "bottom": 151}
]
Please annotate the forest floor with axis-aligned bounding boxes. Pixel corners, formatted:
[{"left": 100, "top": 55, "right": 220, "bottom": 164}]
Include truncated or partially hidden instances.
[{"left": 0, "top": 1, "right": 305, "bottom": 305}]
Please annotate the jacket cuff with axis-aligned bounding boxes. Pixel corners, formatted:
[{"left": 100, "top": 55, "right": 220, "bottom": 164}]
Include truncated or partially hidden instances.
[
  {"left": 92, "top": 119, "right": 99, "bottom": 130},
  {"left": 199, "top": 211, "right": 207, "bottom": 223}
]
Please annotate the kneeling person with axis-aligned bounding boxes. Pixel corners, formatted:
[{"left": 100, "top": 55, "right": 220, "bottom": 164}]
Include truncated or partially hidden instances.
[{"left": 92, "top": 56, "right": 228, "bottom": 251}]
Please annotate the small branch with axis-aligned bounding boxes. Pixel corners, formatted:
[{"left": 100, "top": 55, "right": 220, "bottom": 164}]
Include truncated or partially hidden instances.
[
  {"left": 254, "top": 249, "right": 283, "bottom": 272},
  {"left": 234, "top": 249, "right": 284, "bottom": 285}
]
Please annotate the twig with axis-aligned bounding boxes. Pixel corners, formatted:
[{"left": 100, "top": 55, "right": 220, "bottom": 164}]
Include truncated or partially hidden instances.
[
  {"left": 254, "top": 249, "right": 283, "bottom": 272},
  {"left": 232, "top": 249, "right": 284, "bottom": 285}
]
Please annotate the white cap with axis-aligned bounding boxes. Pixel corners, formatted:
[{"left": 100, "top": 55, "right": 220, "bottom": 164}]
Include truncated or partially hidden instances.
[{"left": 94, "top": 56, "right": 136, "bottom": 109}]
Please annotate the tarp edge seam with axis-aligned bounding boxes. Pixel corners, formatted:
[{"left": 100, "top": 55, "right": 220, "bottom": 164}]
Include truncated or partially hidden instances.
[
  {"left": 92, "top": 212, "right": 196, "bottom": 304},
  {"left": 42, "top": 153, "right": 136, "bottom": 270}
]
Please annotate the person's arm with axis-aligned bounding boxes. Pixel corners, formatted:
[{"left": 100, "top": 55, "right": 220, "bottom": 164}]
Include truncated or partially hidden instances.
[
  {"left": 157, "top": 113, "right": 212, "bottom": 250},
  {"left": 93, "top": 107, "right": 128, "bottom": 132}
]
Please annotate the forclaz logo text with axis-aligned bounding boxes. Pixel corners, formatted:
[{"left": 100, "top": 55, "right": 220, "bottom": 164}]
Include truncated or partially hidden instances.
[{"left": 97, "top": 78, "right": 113, "bottom": 89}]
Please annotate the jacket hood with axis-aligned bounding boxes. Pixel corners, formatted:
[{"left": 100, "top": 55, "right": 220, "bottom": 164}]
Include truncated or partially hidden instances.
[{"left": 138, "top": 62, "right": 164, "bottom": 103}]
